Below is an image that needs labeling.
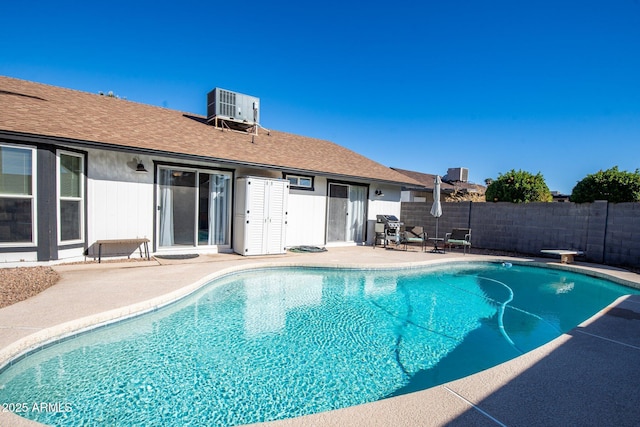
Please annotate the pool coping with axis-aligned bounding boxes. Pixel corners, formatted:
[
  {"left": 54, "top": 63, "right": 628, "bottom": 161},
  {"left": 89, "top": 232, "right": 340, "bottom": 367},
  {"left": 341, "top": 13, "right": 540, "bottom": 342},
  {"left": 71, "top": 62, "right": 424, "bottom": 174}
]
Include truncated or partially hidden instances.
[
  {"left": 6, "top": 256, "right": 635, "bottom": 373},
  {"left": 1, "top": 250, "right": 639, "bottom": 426}
]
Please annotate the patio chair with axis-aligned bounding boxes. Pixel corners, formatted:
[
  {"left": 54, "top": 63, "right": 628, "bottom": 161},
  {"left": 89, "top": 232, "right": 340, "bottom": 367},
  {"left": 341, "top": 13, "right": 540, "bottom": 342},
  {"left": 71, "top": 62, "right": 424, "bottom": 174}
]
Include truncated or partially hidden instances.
[
  {"left": 400, "top": 225, "right": 428, "bottom": 251},
  {"left": 444, "top": 228, "right": 472, "bottom": 254}
]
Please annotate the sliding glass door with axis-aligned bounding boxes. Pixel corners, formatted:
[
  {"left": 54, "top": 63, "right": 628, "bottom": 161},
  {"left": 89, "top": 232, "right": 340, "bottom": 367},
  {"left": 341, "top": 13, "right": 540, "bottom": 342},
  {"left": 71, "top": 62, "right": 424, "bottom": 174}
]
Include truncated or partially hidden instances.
[
  {"left": 198, "top": 173, "right": 230, "bottom": 245},
  {"left": 158, "top": 166, "right": 231, "bottom": 249},
  {"left": 326, "top": 183, "right": 367, "bottom": 243}
]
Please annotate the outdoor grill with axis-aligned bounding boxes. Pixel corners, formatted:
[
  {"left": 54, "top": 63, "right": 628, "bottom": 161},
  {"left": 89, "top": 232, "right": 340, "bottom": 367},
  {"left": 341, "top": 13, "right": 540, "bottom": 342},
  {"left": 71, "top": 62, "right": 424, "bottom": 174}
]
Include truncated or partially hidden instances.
[{"left": 375, "top": 214, "right": 404, "bottom": 247}]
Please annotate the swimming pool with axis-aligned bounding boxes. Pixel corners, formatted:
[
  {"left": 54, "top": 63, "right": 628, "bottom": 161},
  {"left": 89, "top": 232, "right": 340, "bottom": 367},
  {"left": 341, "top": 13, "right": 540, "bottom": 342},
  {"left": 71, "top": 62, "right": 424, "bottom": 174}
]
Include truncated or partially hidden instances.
[{"left": 1, "top": 262, "right": 638, "bottom": 426}]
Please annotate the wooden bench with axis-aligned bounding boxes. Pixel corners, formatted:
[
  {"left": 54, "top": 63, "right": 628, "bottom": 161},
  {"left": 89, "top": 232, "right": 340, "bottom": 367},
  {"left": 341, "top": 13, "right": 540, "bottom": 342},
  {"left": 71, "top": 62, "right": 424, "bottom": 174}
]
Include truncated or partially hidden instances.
[
  {"left": 95, "top": 238, "right": 150, "bottom": 263},
  {"left": 540, "top": 249, "right": 584, "bottom": 264}
]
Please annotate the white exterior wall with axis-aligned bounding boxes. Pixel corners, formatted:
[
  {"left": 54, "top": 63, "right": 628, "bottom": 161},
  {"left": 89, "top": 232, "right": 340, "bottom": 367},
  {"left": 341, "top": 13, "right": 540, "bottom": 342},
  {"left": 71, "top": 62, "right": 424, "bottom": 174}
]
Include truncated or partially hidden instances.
[
  {"left": 286, "top": 177, "right": 328, "bottom": 247},
  {"left": 85, "top": 151, "right": 406, "bottom": 254},
  {"left": 367, "top": 184, "right": 402, "bottom": 245},
  {"left": 287, "top": 179, "right": 404, "bottom": 247},
  {"left": 0, "top": 131, "right": 410, "bottom": 265},
  {"left": 86, "top": 150, "right": 154, "bottom": 256},
  {"left": 1, "top": 251, "right": 38, "bottom": 263},
  {"left": 234, "top": 168, "right": 328, "bottom": 247},
  {"left": 1, "top": 145, "right": 405, "bottom": 263}
]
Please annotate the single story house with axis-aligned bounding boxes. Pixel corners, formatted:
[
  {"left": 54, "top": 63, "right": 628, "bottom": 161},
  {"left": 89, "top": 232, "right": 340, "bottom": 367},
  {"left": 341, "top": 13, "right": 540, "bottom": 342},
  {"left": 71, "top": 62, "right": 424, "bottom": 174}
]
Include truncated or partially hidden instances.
[
  {"left": 392, "top": 167, "right": 486, "bottom": 203},
  {"left": 0, "top": 76, "right": 421, "bottom": 262}
]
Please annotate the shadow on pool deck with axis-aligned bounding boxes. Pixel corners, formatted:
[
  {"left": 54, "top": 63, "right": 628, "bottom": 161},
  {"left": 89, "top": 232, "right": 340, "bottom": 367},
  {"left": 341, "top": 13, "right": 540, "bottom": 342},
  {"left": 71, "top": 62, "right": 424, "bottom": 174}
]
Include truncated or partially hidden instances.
[
  {"left": 1, "top": 246, "right": 639, "bottom": 426},
  {"left": 442, "top": 296, "right": 640, "bottom": 427}
]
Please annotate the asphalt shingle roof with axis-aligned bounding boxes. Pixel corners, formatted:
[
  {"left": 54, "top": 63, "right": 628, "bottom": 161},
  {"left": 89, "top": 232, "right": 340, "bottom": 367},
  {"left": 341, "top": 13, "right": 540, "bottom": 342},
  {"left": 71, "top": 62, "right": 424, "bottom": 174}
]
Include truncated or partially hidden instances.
[{"left": 0, "top": 76, "right": 420, "bottom": 186}]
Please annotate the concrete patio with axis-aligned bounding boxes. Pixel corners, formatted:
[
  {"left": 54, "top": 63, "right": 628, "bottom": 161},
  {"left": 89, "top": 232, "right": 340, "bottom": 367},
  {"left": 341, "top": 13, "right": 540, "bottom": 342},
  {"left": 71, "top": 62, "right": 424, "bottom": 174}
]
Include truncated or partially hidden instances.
[{"left": 1, "top": 246, "right": 639, "bottom": 426}]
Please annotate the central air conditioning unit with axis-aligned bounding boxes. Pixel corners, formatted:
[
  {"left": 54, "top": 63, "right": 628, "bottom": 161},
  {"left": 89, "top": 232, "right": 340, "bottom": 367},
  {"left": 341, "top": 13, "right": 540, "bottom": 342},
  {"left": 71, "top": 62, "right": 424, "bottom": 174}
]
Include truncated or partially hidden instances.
[
  {"left": 207, "top": 88, "right": 260, "bottom": 131},
  {"left": 445, "top": 167, "right": 469, "bottom": 182}
]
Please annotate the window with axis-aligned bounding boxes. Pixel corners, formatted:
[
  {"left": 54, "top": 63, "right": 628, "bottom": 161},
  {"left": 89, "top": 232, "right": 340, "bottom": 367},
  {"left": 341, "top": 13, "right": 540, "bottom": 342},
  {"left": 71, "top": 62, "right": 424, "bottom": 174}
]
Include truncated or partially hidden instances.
[
  {"left": 285, "top": 174, "right": 313, "bottom": 190},
  {"left": 58, "top": 151, "right": 84, "bottom": 243},
  {"left": 0, "top": 145, "right": 35, "bottom": 244}
]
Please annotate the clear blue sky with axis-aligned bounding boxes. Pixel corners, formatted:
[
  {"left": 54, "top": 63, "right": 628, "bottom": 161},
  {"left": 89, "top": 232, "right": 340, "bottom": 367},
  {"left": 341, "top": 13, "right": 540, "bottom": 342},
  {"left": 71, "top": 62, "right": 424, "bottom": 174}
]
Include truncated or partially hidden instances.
[{"left": 2, "top": 1, "right": 639, "bottom": 194}]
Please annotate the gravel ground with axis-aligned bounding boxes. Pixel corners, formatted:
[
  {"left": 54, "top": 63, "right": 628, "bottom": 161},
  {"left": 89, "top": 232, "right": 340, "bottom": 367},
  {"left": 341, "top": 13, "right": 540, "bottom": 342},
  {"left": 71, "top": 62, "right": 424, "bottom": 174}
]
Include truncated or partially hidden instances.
[
  {"left": 0, "top": 258, "right": 153, "bottom": 309},
  {"left": 0, "top": 266, "right": 60, "bottom": 309}
]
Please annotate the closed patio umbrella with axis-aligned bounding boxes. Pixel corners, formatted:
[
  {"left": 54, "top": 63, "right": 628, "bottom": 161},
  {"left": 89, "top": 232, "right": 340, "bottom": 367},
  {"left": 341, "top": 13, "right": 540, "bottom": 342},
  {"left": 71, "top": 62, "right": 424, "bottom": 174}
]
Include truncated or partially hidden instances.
[{"left": 430, "top": 175, "right": 442, "bottom": 238}]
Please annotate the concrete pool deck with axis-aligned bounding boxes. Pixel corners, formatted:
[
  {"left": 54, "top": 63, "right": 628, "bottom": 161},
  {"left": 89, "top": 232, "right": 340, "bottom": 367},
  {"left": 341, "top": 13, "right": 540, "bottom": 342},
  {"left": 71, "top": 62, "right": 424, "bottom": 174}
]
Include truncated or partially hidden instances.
[{"left": 1, "top": 246, "right": 639, "bottom": 426}]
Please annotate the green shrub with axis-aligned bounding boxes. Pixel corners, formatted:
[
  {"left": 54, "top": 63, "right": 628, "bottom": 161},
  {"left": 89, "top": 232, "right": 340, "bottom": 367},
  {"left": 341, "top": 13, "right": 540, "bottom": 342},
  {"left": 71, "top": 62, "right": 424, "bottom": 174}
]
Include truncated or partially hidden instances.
[
  {"left": 570, "top": 166, "right": 640, "bottom": 203},
  {"left": 485, "top": 169, "right": 553, "bottom": 203}
]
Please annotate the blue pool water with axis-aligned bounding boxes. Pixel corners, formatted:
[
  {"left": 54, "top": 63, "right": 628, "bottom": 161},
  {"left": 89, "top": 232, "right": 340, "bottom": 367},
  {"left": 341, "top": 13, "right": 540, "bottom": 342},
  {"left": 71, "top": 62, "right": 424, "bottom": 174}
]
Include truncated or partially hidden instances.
[{"left": 1, "top": 262, "right": 638, "bottom": 426}]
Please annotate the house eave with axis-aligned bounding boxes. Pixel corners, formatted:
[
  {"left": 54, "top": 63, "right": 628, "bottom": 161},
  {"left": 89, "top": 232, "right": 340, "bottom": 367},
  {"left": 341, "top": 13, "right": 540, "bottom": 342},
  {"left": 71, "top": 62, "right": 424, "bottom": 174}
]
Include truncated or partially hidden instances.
[{"left": 0, "top": 130, "right": 411, "bottom": 186}]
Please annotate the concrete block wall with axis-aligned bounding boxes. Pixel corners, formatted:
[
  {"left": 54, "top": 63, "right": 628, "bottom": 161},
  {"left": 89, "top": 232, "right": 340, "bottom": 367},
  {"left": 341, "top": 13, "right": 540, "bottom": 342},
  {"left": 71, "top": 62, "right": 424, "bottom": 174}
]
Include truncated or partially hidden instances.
[
  {"left": 585, "top": 201, "right": 608, "bottom": 264},
  {"left": 400, "top": 201, "right": 639, "bottom": 268},
  {"left": 605, "top": 202, "right": 640, "bottom": 266},
  {"left": 399, "top": 202, "right": 471, "bottom": 239}
]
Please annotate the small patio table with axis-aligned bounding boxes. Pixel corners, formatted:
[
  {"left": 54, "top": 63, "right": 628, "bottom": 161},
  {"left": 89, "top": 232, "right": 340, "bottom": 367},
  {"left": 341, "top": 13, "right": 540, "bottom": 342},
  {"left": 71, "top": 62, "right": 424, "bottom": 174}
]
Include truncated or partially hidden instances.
[{"left": 429, "top": 237, "right": 445, "bottom": 254}]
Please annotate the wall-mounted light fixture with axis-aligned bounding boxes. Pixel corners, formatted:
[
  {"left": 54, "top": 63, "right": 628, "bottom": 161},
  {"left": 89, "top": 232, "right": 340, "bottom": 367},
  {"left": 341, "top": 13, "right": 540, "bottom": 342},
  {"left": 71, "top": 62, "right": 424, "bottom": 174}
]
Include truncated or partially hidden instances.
[
  {"left": 134, "top": 159, "right": 148, "bottom": 173},
  {"left": 375, "top": 189, "right": 384, "bottom": 197}
]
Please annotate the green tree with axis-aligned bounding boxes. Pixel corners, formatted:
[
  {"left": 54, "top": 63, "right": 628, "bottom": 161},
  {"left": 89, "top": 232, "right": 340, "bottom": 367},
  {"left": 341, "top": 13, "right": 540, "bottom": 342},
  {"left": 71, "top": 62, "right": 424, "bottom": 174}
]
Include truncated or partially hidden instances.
[
  {"left": 570, "top": 166, "right": 640, "bottom": 203},
  {"left": 485, "top": 169, "right": 553, "bottom": 203}
]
